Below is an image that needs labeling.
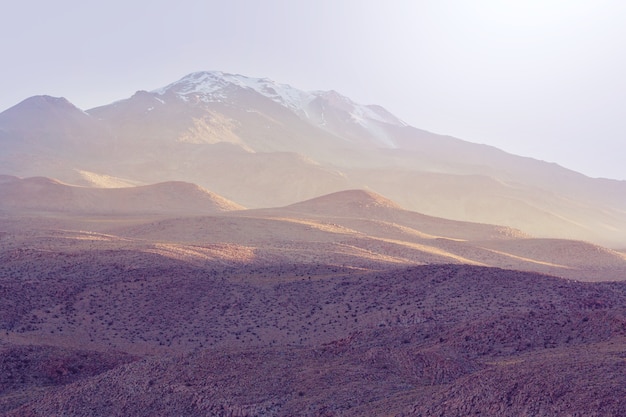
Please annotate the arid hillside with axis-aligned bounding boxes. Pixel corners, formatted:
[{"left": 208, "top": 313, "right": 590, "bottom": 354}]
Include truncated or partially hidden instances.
[
  {"left": 2, "top": 181, "right": 626, "bottom": 415},
  {"left": 2, "top": 245, "right": 626, "bottom": 416},
  {"left": 0, "top": 176, "right": 243, "bottom": 214},
  {"left": 3, "top": 182, "right": 626, "bottom": 281},
  {"left": 113, "top": 189, "right": 626, "bottom": 281}
]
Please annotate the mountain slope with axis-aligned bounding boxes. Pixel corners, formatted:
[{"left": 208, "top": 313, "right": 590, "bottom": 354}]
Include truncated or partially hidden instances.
[
  {"left": 2, "top": 71, "right": 626, "bottom": 246},
  {"left": 0, "top": 96, "right": 113, "bottom": 182}
]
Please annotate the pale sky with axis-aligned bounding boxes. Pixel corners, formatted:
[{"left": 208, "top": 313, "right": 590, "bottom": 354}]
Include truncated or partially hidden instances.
[{"left": 2, "top": 0, "right": 625, "bottom": 180}]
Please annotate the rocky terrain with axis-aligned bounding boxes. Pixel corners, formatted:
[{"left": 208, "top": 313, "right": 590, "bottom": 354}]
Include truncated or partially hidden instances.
[
  {"left": 1, "top": 181, "right": 626, "bottom": 415},
  {"left": 2, "top": 254, "right": 626, "bottom": 415}
]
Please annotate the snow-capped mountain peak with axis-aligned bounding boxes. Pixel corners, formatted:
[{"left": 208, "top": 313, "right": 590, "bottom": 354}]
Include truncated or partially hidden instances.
[
  {"left": 153, "top": 71, "right": 314, "bottom": 115},
  {"left": 153, "top": 71, "right": 406, "bottom": 148}
]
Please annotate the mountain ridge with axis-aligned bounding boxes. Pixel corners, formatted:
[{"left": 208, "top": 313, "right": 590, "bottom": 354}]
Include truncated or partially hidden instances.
[{"left": 2, "top": 70, "right": 626, "bottom": 246}]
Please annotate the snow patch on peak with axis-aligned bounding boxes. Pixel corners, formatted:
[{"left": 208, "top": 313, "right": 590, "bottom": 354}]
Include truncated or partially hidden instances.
[
  {"left": 364, "top": 105, "right": 407, "bottom": 127},
  {"left": 310, "top": 90, "right": 402, "bottom": 147},
  {"left": 312, "top": 90, "right": 355, "bottom": 112},
  {"left": 311, "top": 90, "right": 405, "bottom": 128},
  {"left": 153, "top": 71, "right": 314, "bottom": 116}
]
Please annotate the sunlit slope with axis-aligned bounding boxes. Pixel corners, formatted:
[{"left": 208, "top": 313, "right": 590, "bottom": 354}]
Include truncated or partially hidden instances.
[
  {"left": 0, "top": 176, "right": 243, "bottom": 214},
  {"left": 107, "top": 189, "right": 626, "bottom": 281}
]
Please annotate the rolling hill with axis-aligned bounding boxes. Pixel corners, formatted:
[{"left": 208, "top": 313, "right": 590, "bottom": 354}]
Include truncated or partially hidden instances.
[
  {"left": 3, "top": 179, "right": 624, "bottom": 282},
  {"left": 0, "top": 176, "right": 243, "bottom": 215}
]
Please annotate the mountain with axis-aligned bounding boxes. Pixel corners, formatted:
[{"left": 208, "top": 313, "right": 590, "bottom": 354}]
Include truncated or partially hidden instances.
[
  {"left": 0, "top": 95, "right": 103, "bottom": 149},
  {"left": 0, "top": 95, "right": 114, "bottom": 182},
  {"left": 149, "top": 71, "right": 407, "bottom": 150},
  {"left": 2, "top": 71, "right": 626, "bottom": 246}
]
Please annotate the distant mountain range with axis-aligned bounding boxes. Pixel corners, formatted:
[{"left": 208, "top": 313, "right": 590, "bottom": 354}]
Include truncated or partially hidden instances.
[{"left": 1, "top": 71, "right": 625, "bottom": 246}]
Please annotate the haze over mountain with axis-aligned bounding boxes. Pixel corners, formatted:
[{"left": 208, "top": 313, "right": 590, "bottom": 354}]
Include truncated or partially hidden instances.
[
  {"left": 1, "top": 71, "right": 625, "bottom": 247},
  {"left": 4, "top": 1, "right": 626, "bottom": 413},
  {"left": 3, "top": 112, "right": 626, "bottom": 413}
]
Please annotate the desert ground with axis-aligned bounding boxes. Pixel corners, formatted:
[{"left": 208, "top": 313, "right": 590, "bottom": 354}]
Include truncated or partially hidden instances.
[{"left": 1, "top": 180, "right": 626, "bottom": 415}]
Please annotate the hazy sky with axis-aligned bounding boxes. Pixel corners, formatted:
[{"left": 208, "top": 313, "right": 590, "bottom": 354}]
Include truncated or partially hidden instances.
[{"left": 2, "top": 0, "right": 625, "bottom": 179}]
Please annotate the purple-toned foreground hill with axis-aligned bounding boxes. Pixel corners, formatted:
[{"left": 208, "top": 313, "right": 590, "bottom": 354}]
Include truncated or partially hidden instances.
[{"left": 2, "top": 258, "right": 626, "bottom": 416}]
